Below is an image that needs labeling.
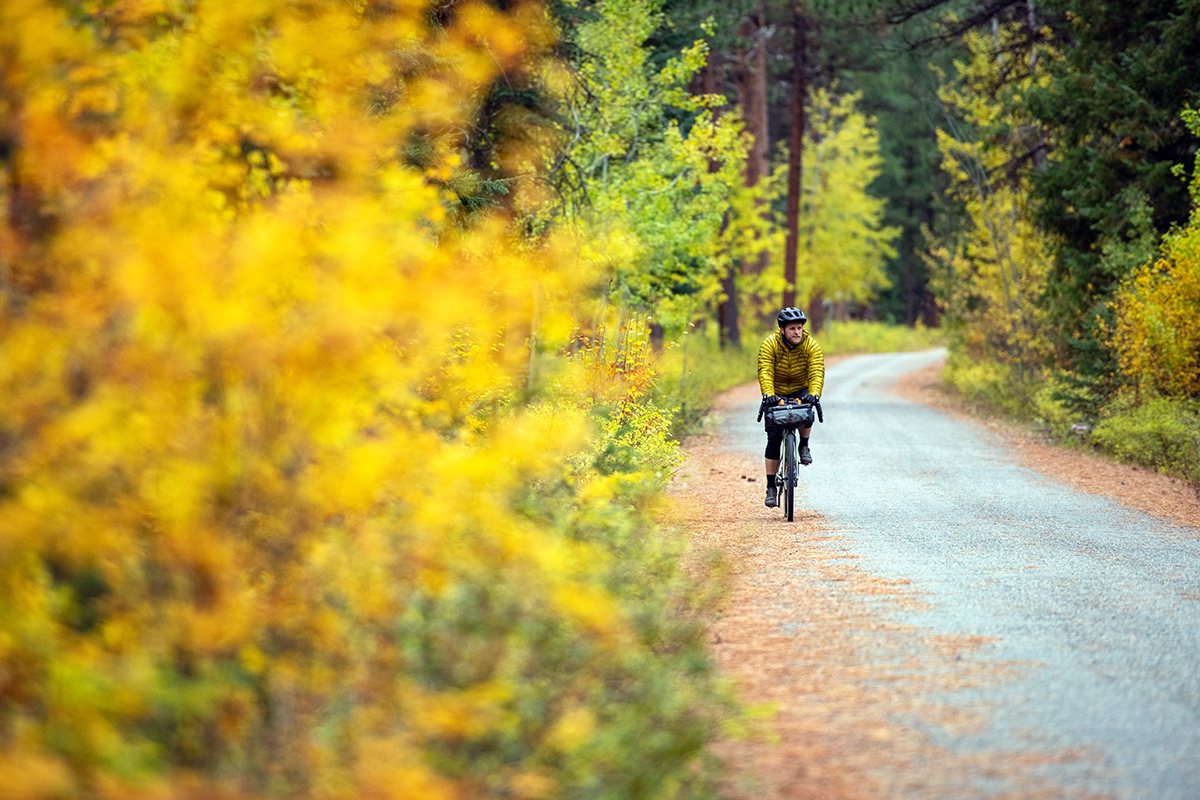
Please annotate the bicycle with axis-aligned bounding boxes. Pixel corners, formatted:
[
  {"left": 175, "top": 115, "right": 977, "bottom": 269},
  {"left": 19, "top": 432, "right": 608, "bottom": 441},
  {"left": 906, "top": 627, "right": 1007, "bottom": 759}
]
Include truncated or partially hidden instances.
[{"left": 757, "top": 396, "right": 824, "bottom": 522}]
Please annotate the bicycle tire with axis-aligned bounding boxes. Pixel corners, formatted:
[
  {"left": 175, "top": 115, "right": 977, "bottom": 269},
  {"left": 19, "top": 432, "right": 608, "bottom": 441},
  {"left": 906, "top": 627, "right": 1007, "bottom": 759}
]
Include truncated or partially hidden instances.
[{"left": 784, "top": 429, "right": 796, "bottom": 522}]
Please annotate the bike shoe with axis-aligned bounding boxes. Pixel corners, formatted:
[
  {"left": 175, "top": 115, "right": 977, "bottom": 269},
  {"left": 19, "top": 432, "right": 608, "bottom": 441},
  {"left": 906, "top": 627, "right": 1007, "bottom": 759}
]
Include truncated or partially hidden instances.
[
  {"left": 799, "top": 445, "right": 813, "bottom": 466},
  {"left": 764, "top": 484, "right": 778, "bottom": 507}
]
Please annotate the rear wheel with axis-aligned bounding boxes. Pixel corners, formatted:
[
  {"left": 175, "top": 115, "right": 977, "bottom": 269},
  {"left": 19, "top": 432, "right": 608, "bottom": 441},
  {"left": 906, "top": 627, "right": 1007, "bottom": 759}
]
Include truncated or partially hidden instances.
[{"left": 783, "top": 430, "right": 796, "bottom": 522}]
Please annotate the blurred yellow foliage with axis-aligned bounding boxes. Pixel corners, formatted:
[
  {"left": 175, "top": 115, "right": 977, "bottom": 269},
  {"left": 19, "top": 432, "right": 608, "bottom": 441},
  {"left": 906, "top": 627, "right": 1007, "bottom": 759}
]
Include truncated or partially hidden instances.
[{"left": 0, "top": 1, "right": 733, "bottom": 798}]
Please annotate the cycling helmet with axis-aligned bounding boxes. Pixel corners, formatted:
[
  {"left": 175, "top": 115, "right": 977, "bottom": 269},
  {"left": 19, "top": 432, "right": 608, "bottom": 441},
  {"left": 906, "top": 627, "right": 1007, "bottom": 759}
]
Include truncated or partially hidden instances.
[{"left": 777, "top": 307, "right": 807, "bottom": 327}]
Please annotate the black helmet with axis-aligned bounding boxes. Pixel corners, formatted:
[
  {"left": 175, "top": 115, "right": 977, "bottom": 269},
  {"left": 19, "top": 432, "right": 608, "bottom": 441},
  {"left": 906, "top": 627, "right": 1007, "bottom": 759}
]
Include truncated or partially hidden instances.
[{"left": 777, "top": 307, "right": 807, "bottom": 327}]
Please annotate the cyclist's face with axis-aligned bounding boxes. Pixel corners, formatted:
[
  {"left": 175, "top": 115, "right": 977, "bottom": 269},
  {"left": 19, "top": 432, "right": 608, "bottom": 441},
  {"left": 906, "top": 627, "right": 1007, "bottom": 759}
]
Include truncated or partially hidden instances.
[{"left": 782, "top": 322, "right": 804, "bottom": 344}]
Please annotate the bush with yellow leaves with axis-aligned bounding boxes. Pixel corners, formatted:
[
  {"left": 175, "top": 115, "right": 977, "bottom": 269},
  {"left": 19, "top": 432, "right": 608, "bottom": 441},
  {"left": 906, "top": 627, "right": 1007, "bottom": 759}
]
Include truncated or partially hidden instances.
[
  {"left": 1105, "top": 108, "right": 1200, "bottom": 403},
  {"left": 0, "top": 2, "right": 733, "bottom": 798},
  {"left": 1093, "top": 109, "right": 1200, "bottom": 481}
]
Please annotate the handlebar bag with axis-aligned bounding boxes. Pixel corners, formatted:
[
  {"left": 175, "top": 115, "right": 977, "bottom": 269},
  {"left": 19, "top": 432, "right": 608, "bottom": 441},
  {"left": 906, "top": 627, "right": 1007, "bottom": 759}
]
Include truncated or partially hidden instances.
[{"left": 766, "top": 403, "right": 815, "bottom": 429}]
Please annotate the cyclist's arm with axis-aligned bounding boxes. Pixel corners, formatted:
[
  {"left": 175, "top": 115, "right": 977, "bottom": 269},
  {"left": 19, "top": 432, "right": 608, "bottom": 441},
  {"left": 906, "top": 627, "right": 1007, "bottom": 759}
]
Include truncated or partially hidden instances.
[
  {"left": 757, "top": 336, "right": 777, "bottom": 397},
  {"left": 805, "top": 336, "right": 825, "bottom": 398}
]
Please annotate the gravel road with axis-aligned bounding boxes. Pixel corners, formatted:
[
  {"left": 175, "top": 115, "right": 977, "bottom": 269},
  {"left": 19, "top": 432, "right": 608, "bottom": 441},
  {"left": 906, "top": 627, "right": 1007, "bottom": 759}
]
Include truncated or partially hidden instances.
[{"left": 719, "top": 349, "right": 1200, "bottom": 799}]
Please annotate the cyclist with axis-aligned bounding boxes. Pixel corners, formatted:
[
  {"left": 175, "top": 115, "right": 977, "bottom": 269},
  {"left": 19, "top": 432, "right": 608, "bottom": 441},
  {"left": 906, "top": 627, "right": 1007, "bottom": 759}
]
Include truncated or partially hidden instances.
[{"left": 758, "top": 307, "right": 825, "bottom": 508}]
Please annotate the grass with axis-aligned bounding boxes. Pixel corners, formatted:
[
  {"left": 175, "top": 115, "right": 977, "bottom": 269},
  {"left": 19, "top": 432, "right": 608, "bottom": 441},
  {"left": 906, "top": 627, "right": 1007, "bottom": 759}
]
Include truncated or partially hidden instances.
[
  {"left": 942, "top": 351, "right": 1200, "bottom": 485},
  {"left": 818, "top": 319, "right": 945, "bottom": 356},
  {"left": 653, "top": 325, "right": 759, "bottom": 437}
]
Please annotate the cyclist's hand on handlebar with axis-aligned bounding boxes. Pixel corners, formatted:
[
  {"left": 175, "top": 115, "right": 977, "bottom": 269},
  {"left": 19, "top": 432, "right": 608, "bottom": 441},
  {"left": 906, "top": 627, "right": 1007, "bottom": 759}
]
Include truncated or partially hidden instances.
[
  {"left": 764, "top": 394, "right": 781, "bottom": 406},
  {"left": 801, "top": 392, "right": 818, "bottom": 405}
]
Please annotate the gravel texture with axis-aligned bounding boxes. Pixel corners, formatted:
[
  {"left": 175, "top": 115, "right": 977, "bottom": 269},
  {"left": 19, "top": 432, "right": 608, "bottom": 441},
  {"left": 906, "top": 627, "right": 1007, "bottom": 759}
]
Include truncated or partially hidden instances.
[
  {"left": 670, "top": 349, "right": 1200, "bottom": 800},
  {"left": 891, "top": 357, "right": 1200, "bottom": 529}
]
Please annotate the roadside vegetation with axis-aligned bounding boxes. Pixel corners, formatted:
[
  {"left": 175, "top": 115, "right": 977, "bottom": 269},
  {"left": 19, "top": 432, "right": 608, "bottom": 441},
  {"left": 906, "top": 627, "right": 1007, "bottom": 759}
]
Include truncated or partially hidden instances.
[
  {"left": 929, "top": 11, "right": 1200, "bottom": 484},
  {"left": 819, "top": 320, "right": 944, "bottom": 358},
  {"left": 0, "top": 2, "right": 744, "bottom": 797},
  {"left": 1, "top": 0, "right": 1196, "bottom": 798}
]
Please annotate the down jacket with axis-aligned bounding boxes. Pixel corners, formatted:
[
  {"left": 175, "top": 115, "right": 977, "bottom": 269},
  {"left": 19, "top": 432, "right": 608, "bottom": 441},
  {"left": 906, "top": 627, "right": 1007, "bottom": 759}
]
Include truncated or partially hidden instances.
[{"left": 757, "top": 329, "right": 825, "bottom": 398}]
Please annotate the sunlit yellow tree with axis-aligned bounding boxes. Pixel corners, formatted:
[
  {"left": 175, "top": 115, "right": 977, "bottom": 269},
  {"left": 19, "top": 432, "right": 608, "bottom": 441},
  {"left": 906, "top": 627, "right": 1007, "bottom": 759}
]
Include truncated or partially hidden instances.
[
  {"left": 931, "top": 23, "right": 1059, "bottom": 388},
  {"left": 791, "top": 88, "right": 897, "bottom": 314},
  {"left": 551, "top": 0, "right": 777, "bottom": 333},
  {"left": 0, "top": 1, "right": 733, "bottom": 797}
]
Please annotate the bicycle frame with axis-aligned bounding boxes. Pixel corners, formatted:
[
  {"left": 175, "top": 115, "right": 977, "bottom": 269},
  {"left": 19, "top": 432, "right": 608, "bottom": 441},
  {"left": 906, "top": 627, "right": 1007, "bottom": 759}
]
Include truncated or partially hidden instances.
[{"left": 777, "top": 427, "right": 798, "bottom": 521}]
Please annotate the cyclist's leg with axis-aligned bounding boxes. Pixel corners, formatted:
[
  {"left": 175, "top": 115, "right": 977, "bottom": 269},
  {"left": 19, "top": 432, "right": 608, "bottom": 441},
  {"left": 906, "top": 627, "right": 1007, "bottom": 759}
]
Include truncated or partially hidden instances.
[
  {"left": 797, "top": 387, "right": 815, "bottom": 465},
  {"left": 764, "top": 426, "right": 783, "bottom": 507},
  {"left": 764, "top": 426, "right": 783, "bottom": 478},
  {"left": 799, "top": 424, "right": 813, "bottom": 465}
]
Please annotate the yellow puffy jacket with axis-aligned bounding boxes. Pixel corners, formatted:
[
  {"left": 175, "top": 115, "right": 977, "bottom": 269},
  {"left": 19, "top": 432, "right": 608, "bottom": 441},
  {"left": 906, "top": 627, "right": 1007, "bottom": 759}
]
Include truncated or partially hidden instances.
[{"left": 757, "top": 329, "right": 825, "bottom": 398}]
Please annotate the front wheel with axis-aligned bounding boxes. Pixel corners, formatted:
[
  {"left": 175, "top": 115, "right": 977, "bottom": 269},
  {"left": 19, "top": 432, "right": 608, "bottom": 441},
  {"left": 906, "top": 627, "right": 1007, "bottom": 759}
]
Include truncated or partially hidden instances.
[{"left": 783, "top": 431, "right": 796, "bottom": 522}]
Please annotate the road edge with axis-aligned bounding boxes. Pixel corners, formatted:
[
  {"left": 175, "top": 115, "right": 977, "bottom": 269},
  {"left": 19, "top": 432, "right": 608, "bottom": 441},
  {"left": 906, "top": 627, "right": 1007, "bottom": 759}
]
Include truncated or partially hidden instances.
[{"left": 889, "top": 355, "right": 1200, "bottom": 530}]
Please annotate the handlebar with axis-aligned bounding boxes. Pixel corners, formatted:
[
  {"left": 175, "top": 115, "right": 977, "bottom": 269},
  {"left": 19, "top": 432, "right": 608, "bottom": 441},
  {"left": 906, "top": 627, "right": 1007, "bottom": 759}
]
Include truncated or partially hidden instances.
[{"left": 758, "top": 396, "right": 824, "bottom": 423}]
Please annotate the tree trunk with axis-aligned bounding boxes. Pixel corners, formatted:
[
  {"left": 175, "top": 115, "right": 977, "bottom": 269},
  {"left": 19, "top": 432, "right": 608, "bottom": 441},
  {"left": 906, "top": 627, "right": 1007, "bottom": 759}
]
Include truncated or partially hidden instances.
[
  {"left": 649, "top": 322, "right": 664, "bottom": 352},
  {"left": 806, "top": 290, "right": 824, "bottom": 334},
  {"left": 783, "top": 5, "right": 807, "bottom": 309},
  {"left": 1027, "top": 0, "right": 1039, "bottom": 70},
  {"left": 732, "top": 2, "right": 771, "bottom": 329},
  {"left": 718, "top": 256, "right": 741, "bottom": 348},
  {"left": 735, "top": 2, "right": 772, "bottom": 330},
  {"left": 699, "top": 49, "right": 741, "bottom": 349},
  {"left": 736, "top": 4, "right": 769, "bottom": 211},
  {"left": 905, "top": 195, "right": 917, "bottom": 326}
]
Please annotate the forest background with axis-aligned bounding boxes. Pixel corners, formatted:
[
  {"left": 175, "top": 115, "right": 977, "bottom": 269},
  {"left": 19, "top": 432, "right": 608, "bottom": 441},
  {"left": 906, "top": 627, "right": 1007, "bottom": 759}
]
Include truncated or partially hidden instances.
[{"left": 1, "top": 0, "right": 1198, "bottom": 798}]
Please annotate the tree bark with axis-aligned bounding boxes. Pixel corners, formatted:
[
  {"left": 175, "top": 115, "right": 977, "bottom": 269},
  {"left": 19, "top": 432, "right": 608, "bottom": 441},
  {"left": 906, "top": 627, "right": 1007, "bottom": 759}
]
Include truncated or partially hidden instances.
[
  {"left": 905, "top": 195, "right": 917, "bottom": 326},
  {"left": 699, "top": 49, "right": 741, "bottom": 349},
  {"left": 649, "top": 322, "right": 664, "bottom": 352},
  {"left": 736, "top": 5, "right": 770, "bottom": 209},
  {"left": 806, "top": 289, "right": 824, "bottom": 333},
  {"left": 783, "top": 5, "right": 807, "bottom": 309},
  {"left": 717, "top": 250, "right": 741, "bottom": 348},
  {"left": 735, "top": 2, "right": 772, "bottom": 328}
]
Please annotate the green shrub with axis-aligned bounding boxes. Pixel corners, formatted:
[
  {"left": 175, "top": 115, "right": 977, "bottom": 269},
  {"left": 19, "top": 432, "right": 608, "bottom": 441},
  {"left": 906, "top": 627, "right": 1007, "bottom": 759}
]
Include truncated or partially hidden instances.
[
  {"left": 1092, "top": 396, "right": 1200, "bottom": 482},
  {"left": 591, "top": 397, "right": 684, "bottom": 479},
  {"left": 944, "top": 352, "right": 1029, "bottom": 416},
  {"left": 941, "top": 349, "right": 1200, "bottom": 483},
  {"left": 1030, "top": 374, "right": 1082, "bottom": 438},
  {"left": 654, "top": 327, "right": 762, "bottom": 437}
]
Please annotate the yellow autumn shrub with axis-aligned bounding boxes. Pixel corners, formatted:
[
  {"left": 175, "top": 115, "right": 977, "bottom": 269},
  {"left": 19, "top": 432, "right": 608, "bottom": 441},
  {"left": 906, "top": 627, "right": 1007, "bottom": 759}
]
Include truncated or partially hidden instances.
[
  {"left": 1107, "top": 242, "right": 1200, "bottom": 399},
  {"left": 1091, "top": 108, "right": 1200, "bottom": 480},
  {"left": 1106, "top": 108, "right": 1200, "bottom": 400},
  {"left": 0, "top": 2, "right": 733, "bottom": 798}
]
